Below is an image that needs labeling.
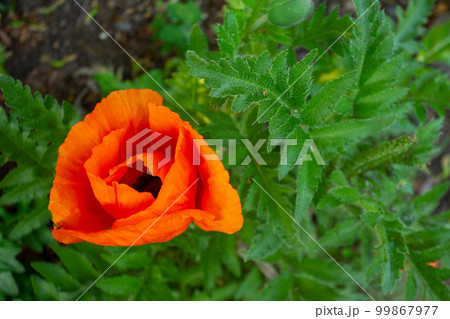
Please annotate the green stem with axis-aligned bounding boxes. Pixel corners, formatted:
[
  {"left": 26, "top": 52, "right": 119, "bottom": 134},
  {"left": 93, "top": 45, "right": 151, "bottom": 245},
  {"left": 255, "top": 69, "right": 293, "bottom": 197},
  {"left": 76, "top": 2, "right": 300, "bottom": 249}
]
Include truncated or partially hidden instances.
[{"left": 242, "top": 0, "right": 270, "bottom": 40}]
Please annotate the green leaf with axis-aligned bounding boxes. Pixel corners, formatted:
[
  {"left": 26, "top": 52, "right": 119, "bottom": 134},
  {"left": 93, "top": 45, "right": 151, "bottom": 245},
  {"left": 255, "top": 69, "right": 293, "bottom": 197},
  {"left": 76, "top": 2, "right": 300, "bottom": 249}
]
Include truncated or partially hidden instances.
[
  {"left": 293, "top": 4, "right": 352, "bottom": 54},
  {"left": 31, "top": 262, "right": 80, "bottom": 291},
  {"left": 246, "top": 224, "right": 283, "bottom": 261},
  {"left": 330, "top": 170, "right": 349, "bottom": 187},
  {"left": 276, "top": 126, "right": 310, "bottom": 179},
  {"left": 9, "top": 206, "right": 50, "bottom": 240},
  {"left": 411, "top": 182, "right": 450, "bottom": 218},
  {"left": 256, "top": 275, "right": 292, "bottom": 300},
  {"left": 0, "top": 242, "right": 24, "bottom": 273},
  {"left": 0, "top": 75, "right": 78, "bottom": 144},
  {"left": 201, "top": 244, "right": 221, "bottom": 290},
  {"left": 51, "top": 244, "right": 100, "bottom": 283},
  {"left": 329, "top": 187, "right": 361, "bottom": 204},
  {"left": 0, "top": 110, "right": 54, "bottom": 175},
  {"left": 295, "top": 274, "right": 342, "bottom": 300},
  {"left": 405, "top": 271, "right": 418, "bottom": 300},
  {"left": 295, "top": 160, "right": 322, "bottom": 221},
  {"left": 101, "top": 251, "right": 152, "bottom": 271},
  {"left": 217, "top": 11, "right": 241, "bottom": 57},
  {"left": 302, "top": 71, "right": 357, "bottom": 127},
  {"left": 31, "top": 275, "right": 59, "bottom": 301},
  {"left": 0, "top": 272, "right": 18, "bottom": 296},
  {"left": 355, "top": 87, "right": 408, "bottom": 118},
  {"left": 408, "top": 68, "right": 449, "bottom": 116},
  {"left": 188, "top": 24, "right": 209, "bottom": 57},
  {"left": 406, "top": 119, "right": 443, "bottom": 163},
  {"left": 409, "top": 254, "right": 450, "bottom": 300},
  {"left": 235, "top": 268, "right": 263, "bottom": 300},
  {"left": 379, "top": 221, "right": 406, "bottom": 294},
  {"left": 0, "top": 179, "right": 52, "bottom": 205},
  {"left": 218, "top": 235, "right": 242, "bottom": 277},
  {"left": 266, "top": 196, "right": 300, "bottom": 247},
  {"left": 419, "top": 21, "right": 450, "bottom": 64},
  {"left": 96, "top": 275, "right": 141, "bottom": 296},
  {"left": 311, "top": 117, "right": 395, "bottom": 150},
  {"left": 187, "top": 49, "right": 316, "bottom": 124},
  {"left": 320, "top": 219, "right": 362, "bottom": 248},
  {"left": 395, "top": 0, "right": 435, "bottom": 53},
  {"left": 365, "top": 54, "right": 405, "bottom": 86},
  {"left": 346, "top": 133, "right": 417, "bottom": 174}
]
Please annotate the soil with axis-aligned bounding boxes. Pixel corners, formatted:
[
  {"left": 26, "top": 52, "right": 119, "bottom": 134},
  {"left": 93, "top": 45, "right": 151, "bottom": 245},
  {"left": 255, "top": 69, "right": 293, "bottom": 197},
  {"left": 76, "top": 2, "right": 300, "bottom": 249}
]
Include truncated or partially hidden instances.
[{"left": 0, "top": 0, "right": 226, "bottom": 113}]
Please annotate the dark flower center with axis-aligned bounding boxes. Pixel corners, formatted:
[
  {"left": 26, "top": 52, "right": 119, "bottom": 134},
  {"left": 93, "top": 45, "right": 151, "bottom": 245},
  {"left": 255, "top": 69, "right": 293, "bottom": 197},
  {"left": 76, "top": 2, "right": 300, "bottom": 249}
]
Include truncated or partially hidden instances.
[{"left": 131, "top": 173, "right": 162, "bottom": 198}]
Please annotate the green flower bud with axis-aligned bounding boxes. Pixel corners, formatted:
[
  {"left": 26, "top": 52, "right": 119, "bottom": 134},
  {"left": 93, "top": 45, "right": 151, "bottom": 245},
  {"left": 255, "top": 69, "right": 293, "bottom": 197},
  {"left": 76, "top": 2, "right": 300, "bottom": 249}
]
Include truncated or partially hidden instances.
[{"left": 268, "top": 0, "right": 313, "bottom": 27}]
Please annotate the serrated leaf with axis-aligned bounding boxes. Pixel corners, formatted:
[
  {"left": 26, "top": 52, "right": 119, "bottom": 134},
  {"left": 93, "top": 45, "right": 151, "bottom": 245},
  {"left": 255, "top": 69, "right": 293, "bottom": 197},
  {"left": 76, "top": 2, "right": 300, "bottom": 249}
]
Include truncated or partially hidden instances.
[
  {"left": 246, "top": 225, "right": 283, "bottom": 261},
  {"left": 51, "top": 244, "right": 100, "bottom": 283},
  {"left": 0, "top": 75, "right": 77, "bottom": 144},
  {"left": 330, "top": 170, "right": 349, "bottom": 187},
  {"left": 277, "top": 126, "right": 313, "bottom": 179},
  {"left": 288, "top": 49, "right": 317, "bottom": 109},
  {"left": 295, "top": 160, "right": 321, "bottom": 221},
  {"left": 293, "top": 4, "right": 352, "bottom": 54},
  {"left": 320, "top": 219, "right": 362, "bottom": 248},
  {"left": 311, "top": 117, "right": 395, "bottom": 150},
  {"left": 0, "top": 179, "right": 52, "bottom": 205},
  {"left": 346, "top": 133, "right": 417, "bottom": 174},
  {"left": 302, "top": 71, "right": 357, "bottom": 127},
  {"left": 409, "top": 254, "right": 450, "bottom": 300},
  {"left": 355, "top": 87, "right": 408, "bottom": 118},
  {"left": 379, "top": 222, "right": 406, "bottom": 294},
  {"left": 9, "top": 206, "right": 50, "bottom": 240},
  {"left": 266, "top": 196, "right": 300, "bottom": 247},
  {"left": 329, "top": 187, "right": 361, "bottom": 204},
  {"left": 395, "top": 0, "right": 435, "bottom": 53},
  {"left": 217, "top": 11, "right": 241, "bottom": 57},
  {"left": 31, "top": 262, "right": 80, "bottom": 291},
  {"left": 365, "top": 54, "right": 405, "bottom": 85},
  {"left": 243, "top": 182, "right": 260, "bottom": 212},
  {"left": 0, "top": 110, "right": 54, "bottom": 175},
  {"left": 187, "top": 49, "right": 315, "bottom": 122},
  {"left": 188, "top": 24, "right": 208, "bottom": 57}
]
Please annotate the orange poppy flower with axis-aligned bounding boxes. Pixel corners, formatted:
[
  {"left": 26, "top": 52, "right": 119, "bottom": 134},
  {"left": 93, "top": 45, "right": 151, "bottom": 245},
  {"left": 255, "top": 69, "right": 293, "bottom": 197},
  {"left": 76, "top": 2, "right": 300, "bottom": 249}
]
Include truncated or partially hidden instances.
[{"left": 49, "top": 89, "right": 243, "bottom": 246}]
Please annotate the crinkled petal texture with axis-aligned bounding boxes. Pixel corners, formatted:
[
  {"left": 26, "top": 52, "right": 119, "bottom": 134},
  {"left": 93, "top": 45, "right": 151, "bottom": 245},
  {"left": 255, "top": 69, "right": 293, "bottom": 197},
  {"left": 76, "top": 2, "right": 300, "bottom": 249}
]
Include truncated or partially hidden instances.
[{"left": 49, "top": 89, "right": 242, "bottom": 246}]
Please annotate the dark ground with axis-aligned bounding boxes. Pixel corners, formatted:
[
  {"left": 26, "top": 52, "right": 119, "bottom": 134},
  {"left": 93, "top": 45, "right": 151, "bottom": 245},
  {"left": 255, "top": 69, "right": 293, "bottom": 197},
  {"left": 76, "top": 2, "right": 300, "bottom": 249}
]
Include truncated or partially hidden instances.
[
  {"left": 0, "top": 0, "right": 449, "bottom": 207},
  {"left": 0, "top": 0, "right": 227, "bottom": 113}
]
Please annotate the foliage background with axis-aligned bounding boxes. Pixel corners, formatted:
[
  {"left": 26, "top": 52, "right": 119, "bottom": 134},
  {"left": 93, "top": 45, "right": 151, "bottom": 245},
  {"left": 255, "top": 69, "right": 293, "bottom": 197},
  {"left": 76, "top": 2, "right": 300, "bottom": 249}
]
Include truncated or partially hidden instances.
[{"left": 0, "top": 0, "right": 449, "bottom": 300}]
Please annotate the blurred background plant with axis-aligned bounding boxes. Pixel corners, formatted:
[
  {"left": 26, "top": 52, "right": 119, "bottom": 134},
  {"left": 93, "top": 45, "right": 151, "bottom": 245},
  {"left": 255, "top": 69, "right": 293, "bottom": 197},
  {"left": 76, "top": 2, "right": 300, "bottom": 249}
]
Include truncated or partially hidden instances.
[{"left": 0, "top": 0, "right": 449, "bottom": 301}]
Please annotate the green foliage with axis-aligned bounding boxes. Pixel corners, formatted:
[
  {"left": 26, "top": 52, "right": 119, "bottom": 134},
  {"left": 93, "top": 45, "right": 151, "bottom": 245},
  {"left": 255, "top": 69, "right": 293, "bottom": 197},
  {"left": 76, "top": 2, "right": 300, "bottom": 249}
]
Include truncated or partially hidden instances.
[
  {"left": 395, "top": 0, "right": 435, "bottom": 53},
  {"left": 151, "top": 1, "right": 203, "bottom": 54},
  {"left": 187, "top": 0, "right": 450, "bottom": 301},
  {"left": 1, "top": 0, "right": 449, "bottom": 301},
  {"left": 418, "top": 21, "right": 450, "bottom": 65}
]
